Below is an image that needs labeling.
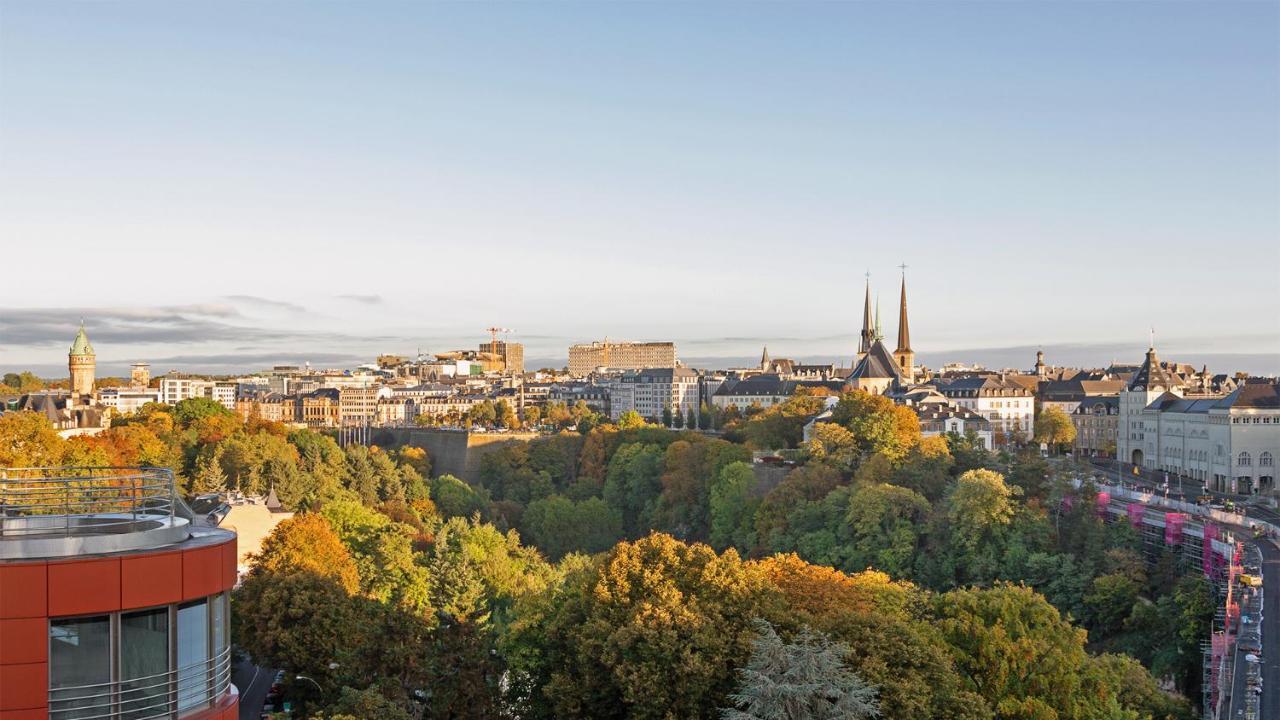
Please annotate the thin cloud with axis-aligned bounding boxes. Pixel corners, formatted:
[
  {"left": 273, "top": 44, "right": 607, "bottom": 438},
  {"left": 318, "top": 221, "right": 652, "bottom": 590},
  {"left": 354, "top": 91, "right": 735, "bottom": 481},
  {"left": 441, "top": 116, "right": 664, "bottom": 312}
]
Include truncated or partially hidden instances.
[
  {"left": 0, "top": 306, "right": 395, "bottom": 348},
  {"left": 337, "top": 294, "right": 383, "bottom": 305},
  {"left": 222, "top": 295, "right": 308, "bottom": 313}
]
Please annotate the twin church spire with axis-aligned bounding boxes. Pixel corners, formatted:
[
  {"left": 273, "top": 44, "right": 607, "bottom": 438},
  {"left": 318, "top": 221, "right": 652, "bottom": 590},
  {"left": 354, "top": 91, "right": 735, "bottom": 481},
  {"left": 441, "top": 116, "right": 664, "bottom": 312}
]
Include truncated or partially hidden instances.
[{"left": 857, "top": 268, "right": 914, "bottom": 381}]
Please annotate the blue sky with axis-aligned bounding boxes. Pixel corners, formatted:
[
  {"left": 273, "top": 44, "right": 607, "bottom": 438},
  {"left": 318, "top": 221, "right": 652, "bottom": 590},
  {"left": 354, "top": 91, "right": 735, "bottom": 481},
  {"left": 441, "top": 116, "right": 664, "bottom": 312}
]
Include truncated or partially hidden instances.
[{"left": 1, "top": 1, "right": 1276, "bottom": 375}]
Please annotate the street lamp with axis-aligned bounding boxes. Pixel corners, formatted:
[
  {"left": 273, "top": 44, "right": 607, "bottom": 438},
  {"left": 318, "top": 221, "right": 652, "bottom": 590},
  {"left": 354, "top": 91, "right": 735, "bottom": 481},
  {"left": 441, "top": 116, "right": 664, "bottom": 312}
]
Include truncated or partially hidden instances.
[{"left": 296, "top": 675, "right": 323, "bottom": 693}]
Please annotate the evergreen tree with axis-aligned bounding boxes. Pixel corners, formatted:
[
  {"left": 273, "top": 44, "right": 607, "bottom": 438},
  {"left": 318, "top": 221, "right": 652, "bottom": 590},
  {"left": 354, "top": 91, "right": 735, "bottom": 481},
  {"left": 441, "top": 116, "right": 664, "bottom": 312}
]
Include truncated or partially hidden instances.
[{"left": 722, "top": 619, "right": 880, "bottom": 720}]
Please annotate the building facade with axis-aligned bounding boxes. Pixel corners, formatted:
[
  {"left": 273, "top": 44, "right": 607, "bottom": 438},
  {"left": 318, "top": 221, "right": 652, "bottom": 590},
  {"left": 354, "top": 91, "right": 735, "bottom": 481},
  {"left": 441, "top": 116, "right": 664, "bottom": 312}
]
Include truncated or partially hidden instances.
[
  {"left": 0, "top": 467, "right": 239, "bottom": 720},
  {"left": 568, "top": 341, "right": 677, "bottom": 376},
  {"left": 1136, "top": 382, "right": 1280, "bottom": 495},
  {"left": 936, "top": 376, "right": 1035, "bottom": 446},
  {"left": 160, "top": 379, "right": 236, "bottom": 410},
  {"left": 608, "top": 367, "right": 698, "bottom": 422},
  {"left": 1072, "top": 396, "right": 1119, "bottom": 458}
]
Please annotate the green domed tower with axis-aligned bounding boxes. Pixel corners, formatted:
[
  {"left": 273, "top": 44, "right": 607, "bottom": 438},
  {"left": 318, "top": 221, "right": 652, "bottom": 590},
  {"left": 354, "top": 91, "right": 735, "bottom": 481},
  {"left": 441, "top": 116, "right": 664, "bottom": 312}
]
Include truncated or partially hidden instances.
[{"left": 69, "top": 322, "right": 96, "bottom": 396}]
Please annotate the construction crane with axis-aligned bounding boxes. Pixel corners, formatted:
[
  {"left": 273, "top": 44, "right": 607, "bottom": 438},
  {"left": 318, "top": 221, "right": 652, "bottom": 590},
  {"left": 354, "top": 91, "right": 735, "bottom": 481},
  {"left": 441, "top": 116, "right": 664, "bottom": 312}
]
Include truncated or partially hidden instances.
[{"left": 484, "top": 327, "right": 514, "bottom": 346}]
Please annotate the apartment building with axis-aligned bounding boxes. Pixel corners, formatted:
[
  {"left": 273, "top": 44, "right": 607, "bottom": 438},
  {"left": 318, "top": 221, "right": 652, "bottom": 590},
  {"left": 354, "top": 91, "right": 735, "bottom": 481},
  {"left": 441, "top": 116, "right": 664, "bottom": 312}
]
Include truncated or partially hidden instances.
[
  {"left": 568, "top": 341, "right": 676, "bottom": 376},
  {"left": 609, "top": 367, "right": 698, "bottom": 422}
]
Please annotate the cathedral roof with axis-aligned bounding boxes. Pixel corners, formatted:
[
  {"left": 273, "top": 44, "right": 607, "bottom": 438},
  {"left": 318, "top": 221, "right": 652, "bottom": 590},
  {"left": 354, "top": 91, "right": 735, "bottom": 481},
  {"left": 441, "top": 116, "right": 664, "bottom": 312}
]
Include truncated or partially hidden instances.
[
  {"left": 849, "top": 339, "right": 903, "bottom": 381},
  {"left": 69, "top": 325, "right": 95, "bottom": 357}
]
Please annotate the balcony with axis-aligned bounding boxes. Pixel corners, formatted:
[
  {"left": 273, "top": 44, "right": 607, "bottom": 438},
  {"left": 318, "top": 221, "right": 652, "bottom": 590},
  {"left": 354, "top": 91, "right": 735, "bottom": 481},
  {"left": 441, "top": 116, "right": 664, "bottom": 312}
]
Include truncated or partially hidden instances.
[
  {"left": 49, "top": 645, "right": 233, "bottom": 720},
  {"left": 0, "top": 467, "right": 194, "bottom": 560}
]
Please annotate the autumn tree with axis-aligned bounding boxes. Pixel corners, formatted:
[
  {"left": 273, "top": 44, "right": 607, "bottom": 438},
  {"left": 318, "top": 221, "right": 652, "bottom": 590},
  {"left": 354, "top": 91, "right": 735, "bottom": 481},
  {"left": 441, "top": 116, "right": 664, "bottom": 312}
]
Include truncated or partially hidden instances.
[
  {"left": 1034, "top": 406, "right": 1076, "bottom": 454},
  {"left": 502, "top": 534, "right": 771, "bottom": 720},
  {"left": 0, "top": 411, "right": 65, "bottom": 466},
  {"left": 826, "top": 391, "right": 919, "bottom": 463}
]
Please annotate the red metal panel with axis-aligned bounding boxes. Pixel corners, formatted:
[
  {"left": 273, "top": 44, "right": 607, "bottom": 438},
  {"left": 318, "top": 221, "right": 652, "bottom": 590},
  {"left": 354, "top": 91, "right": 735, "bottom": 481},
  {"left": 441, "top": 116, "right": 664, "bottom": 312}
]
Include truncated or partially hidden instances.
[
  {"left": 0, "top": 708, "right": 49, "bottom": 720},
  {"left": 219, "top": 539, "right": 238, "bottom": 591},
  {"left": 0, "top": 661, "right": 46, "bottom": 711},
  {"left": 120, "top": 551, "right": 183, "bottom": 610},
  {"left": 0, "top": 564, "right": 46, "bottom": 620},
  {"left": 182, "top": 546, "right": 223, "bottom": 601},
  {"left": 47, "top": 559, "right": 120, "bottom": 617},
  {"left": 0, "top": 618, "right": 46, "bottom": 665}
]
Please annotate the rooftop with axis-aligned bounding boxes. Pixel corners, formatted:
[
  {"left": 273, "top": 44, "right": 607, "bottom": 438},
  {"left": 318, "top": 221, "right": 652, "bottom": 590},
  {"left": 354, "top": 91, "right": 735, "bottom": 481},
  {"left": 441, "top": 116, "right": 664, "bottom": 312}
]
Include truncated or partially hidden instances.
[{"left": 0, "top": 467, "right": 201, "bottom": 560}]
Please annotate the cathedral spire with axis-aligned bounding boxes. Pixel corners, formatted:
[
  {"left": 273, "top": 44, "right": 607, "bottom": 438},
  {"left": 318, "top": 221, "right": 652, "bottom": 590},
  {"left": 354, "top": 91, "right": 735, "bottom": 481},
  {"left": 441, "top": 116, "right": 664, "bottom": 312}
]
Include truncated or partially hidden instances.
[
  {"left": 859, "top": 273, "right": 874, "bottom": 354},
  {"left": 874, "top": 294, "right": 882, "bottom": 342},
  {"left": 895, "top": 267, "right": 911, "bottom": 353},
  {"left": 760, "top": 345, "right": 771, "bottom": 371},
  {"left": 892, "top": 265, "right": 915, "bottom": 383}
]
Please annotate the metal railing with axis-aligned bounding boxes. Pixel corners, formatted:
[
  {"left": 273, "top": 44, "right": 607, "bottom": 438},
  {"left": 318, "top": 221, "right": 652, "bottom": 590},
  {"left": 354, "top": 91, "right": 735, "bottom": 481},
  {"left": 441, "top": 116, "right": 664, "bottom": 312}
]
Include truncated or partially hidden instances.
[
  {"left": 0, "top": 467, "right": 192, "bottom": 539},
  {"left": 48, "top": 645, "right": 233, "bottom": 720}
]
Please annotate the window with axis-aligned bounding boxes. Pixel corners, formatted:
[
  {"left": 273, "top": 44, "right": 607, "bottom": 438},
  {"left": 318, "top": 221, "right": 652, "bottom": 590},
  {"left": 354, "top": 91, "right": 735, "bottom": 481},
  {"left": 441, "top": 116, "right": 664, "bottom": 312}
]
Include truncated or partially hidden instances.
[
  {"left": 50, "top": 616, "right": 111, "bottom": 720},
  {"left": 48, "top": 593, "right": 230, "bottom": 720},
  {"left": 1263, "top": 452, "right": 1274, "bottom": 468},
  {"left": 177, "top": 600, "right": 209, "bottom": 711},
  {"left": 121, "top": 607, "right": 169, "bottom": 719},
  {"left": 1240, "top": 452, "right": 1252, "bottom": 467}
]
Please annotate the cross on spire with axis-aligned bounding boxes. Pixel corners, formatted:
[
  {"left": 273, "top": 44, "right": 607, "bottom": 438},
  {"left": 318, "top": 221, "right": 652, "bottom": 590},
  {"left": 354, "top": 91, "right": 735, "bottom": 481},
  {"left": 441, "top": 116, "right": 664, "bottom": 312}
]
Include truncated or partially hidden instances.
[{"left": 898, "top": 262, "right": 908, "bottom": 274}]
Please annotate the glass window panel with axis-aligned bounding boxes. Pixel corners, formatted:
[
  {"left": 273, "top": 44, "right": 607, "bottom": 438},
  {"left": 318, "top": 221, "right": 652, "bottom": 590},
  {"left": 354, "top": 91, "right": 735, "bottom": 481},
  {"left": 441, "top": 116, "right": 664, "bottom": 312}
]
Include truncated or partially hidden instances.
[
  {"left": 177, "top": 600, "right": 210, "bottom": 712},
  {"left": 49, "top": 615, "right": 112, "bottom": 720},
  {"left": 120, "top": 607, "right": 169, "bottom": 719}
]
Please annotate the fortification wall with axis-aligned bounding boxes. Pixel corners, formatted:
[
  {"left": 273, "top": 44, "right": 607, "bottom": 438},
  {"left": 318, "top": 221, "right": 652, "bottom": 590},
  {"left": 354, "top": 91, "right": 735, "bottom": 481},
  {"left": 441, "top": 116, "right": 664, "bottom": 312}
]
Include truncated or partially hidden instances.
[{"left": 378, "top": 428, "right": 540, "bottom": 481}]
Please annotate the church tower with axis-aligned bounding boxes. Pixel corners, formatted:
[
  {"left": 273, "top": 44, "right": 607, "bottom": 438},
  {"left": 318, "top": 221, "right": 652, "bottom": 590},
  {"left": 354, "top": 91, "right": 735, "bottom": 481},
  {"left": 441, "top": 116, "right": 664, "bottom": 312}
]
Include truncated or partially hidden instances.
[
  {"left": 892, "top": 271, "right": 914, "bottom": 382},
  {"left": 857, "top": 276, "right": 874, "bottom": 358},
  {"left": 69, "top": 323, "right": 96, "bottom": 397}
]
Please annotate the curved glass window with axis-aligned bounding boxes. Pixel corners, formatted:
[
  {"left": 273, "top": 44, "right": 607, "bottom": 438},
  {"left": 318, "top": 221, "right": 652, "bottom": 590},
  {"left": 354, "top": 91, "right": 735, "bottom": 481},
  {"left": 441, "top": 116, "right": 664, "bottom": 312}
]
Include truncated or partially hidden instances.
[
  {"left": 48, "top": 592, "right": 231, "bottom": 720},
  {"left": 121, "top": 607, "right": 169, "bottom": 719},
  {"left": 49, "top": 615, "right": 111, "bottom": 720}
]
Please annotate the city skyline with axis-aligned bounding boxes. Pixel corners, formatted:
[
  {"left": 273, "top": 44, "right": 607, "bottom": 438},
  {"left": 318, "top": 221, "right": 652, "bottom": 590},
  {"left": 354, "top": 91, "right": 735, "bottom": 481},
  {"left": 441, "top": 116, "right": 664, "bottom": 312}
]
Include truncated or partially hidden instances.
[{"left": 2, "top": 2, "right": 1277, "bottom": 374}]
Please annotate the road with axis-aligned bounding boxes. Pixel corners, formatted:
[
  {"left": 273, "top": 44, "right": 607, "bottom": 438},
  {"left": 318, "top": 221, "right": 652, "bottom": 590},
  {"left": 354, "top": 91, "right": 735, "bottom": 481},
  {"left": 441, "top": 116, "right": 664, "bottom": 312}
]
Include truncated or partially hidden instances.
[
  {"left": 1259, "top": 540, "right": 1280, "bottom": 720},
  {"left": 232, "top": 655, "right": 274, "bottom": 720}
]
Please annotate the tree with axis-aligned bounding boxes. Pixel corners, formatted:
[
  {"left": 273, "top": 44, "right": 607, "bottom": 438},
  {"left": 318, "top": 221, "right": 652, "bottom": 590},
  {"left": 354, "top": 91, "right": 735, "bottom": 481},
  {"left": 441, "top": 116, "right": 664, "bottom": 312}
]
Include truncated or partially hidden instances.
[
  {"left": 249, "top": 514, "right": 361, "bottom": 592},
  {"left": 1034, "top": 407, "right": 1076, "bottom": 454},
  {"left": 803, "top": 423, "right": 859, "bottom": 473},
  {"left": 662, "top": 407, "right": 674, "bottom": 427},
  {"left": 740, "top": 395, "right": 829, "bottom": 450},
  {"left": 191, "top": 449, "right": 229, "bottom": 494},
  {"left": 931, "top": 583, "right": 1138, "bottom": 719},
  {"left": 521, "top": 495, "right": 623, "bottom": 560},
  {"left": 947, "top": 469, "right": 1016, "bottom": 554},
  {"left": 721, "top": 619, "right": 880, "bottom": 720},
  {"left": 0, "top": 411, "right": 65, "bottom": 466},
  {"left": 172, "top": 396, "right": 234, "bottom": 426},
  {"left": 430, "top": 474, "right": 489, "bottom": 519},
  {"left": 467, "top": 401, "right": 497, "bottom": 428},
  {"left": 501, "top": 534, "right": 771, "bottom": 720},
  {"left": 494, "top": 400, "right": 518, "bottom": 430},
  {"left": 828, "top": 391, "right": 920, "bottom": 463},
  {"left": 602, "top": 443, "right": 666, "bottom": 537},
  {"left": 687, "top": 407, "right": 699, "bottom": 430},
  {"left": 845, "top": 483, "right": 929, "bottom": 578},
  {"left": 617, "top": 410, "right": 647, "bottom": 429},
  {"left": 710, "top": 461, "right": 759, "bottom": 553},
  {"left": 522, "top": 405, "right": 542, "bottom": 428}
]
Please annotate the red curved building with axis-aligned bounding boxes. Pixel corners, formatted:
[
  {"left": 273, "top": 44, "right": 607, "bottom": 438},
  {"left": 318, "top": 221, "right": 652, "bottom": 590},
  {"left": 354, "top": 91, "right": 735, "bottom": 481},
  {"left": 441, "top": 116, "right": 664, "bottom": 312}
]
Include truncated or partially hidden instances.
[{"left": 1, "top": 468, "right": 238, "bottom": 720}]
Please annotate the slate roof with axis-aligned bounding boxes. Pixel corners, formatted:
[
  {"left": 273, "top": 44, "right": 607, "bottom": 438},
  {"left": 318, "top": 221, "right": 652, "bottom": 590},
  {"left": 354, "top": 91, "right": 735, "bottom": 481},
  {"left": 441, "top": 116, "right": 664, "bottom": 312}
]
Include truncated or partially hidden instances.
[
  {"left": 1215, "top": 382, "right": 1280, "bottom": 410},
  {"left": 1074, "top": 396, "right": 1119, "bottom": 415},
  {"left": 849, "top": 339, "right": 903, "bottom": 381},
  {"left": 1127, "top": 348, "right": 1178, "bottom": 391}
]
